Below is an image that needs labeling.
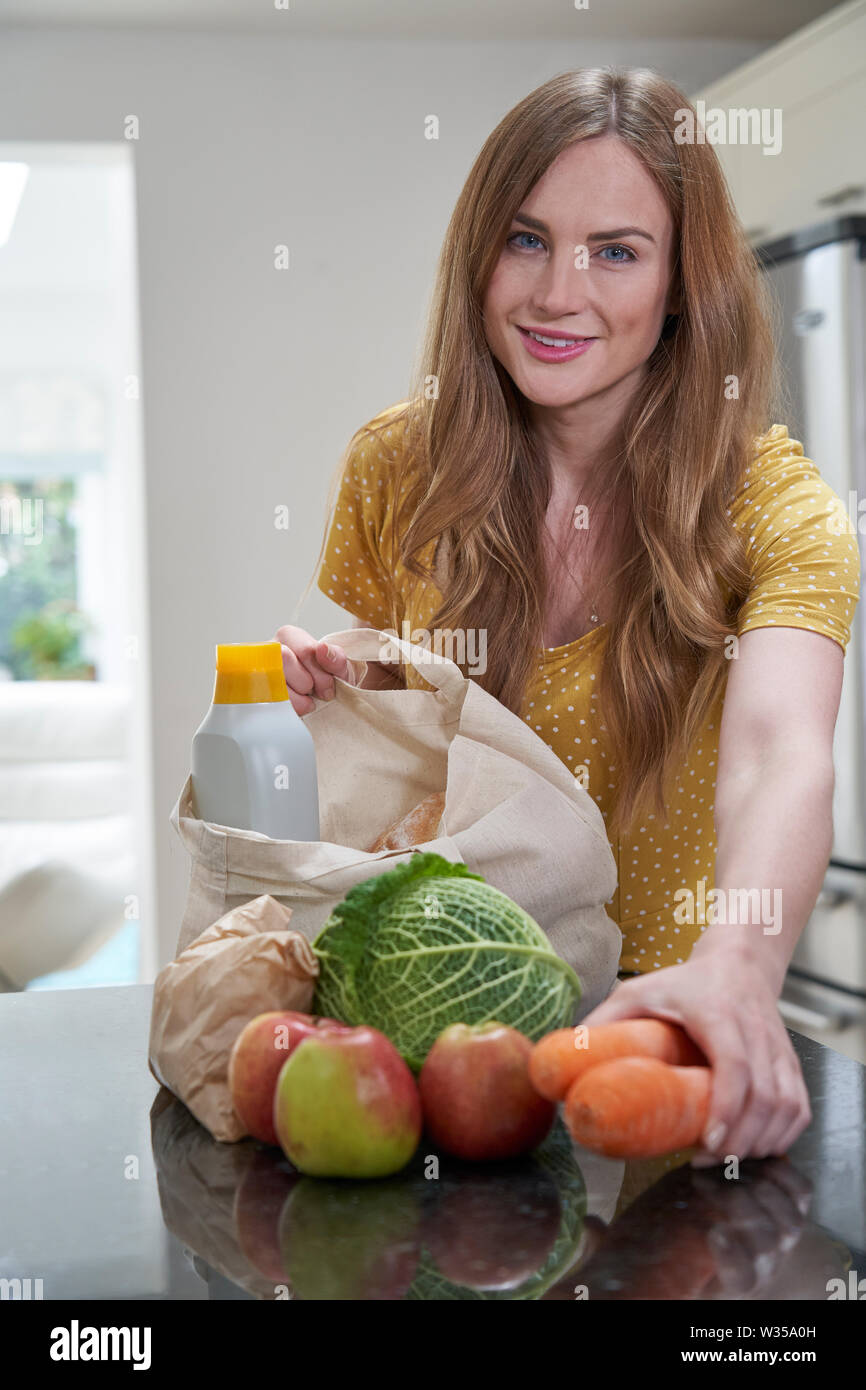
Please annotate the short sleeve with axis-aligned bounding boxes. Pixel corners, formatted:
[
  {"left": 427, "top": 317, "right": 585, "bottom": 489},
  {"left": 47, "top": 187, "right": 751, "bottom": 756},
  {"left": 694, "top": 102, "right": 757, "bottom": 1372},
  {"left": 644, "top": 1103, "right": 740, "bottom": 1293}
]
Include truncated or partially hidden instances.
[
  {"left": 316, "top": 425, "right": 397, "bottom": 626},
  {"left": 729, "top": 425, "right": 861, "bottom": 652}
]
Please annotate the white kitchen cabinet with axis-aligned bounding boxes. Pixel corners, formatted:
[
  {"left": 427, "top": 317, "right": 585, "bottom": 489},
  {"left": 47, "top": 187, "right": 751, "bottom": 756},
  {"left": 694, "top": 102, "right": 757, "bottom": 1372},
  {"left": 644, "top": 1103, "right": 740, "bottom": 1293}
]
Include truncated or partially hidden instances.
[{"left": 693, "top": 0, "right": 866, "bottom": 243}]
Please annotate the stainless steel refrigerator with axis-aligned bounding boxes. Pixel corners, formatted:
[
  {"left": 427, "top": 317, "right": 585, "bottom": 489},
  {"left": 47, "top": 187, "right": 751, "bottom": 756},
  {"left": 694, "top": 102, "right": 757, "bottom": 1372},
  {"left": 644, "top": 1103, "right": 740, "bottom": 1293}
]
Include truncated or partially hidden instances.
[{"left": 758, "top": 217, "right": 866, "bottom": 1033}]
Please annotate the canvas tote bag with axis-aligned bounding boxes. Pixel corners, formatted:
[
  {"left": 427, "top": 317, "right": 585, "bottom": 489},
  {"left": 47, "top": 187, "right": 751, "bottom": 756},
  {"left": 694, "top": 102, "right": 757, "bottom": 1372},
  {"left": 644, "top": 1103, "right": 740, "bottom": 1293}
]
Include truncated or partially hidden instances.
[{"left": 169, "top": 626, "right": 621, "bottom": 1015}]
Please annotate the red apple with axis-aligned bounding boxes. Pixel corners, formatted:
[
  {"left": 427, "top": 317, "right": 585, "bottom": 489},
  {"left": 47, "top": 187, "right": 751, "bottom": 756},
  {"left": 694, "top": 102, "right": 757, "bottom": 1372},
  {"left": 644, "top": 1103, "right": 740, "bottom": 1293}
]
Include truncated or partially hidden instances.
[
  {"left": 424, "top": 1165, "right": 561, "bottom": 1290},
  {"left": 232, "top": 1150, "right": 299, "bottom": 1282},
  {"left": 418, "top": 1021, "right": 556, "bottom": 1161},
  {"left": 273, "top": 1026, "right": 422, "bottom": 1178},
  {"left": 228, "top": 1011, "right": 348, "bottom": 1145}
]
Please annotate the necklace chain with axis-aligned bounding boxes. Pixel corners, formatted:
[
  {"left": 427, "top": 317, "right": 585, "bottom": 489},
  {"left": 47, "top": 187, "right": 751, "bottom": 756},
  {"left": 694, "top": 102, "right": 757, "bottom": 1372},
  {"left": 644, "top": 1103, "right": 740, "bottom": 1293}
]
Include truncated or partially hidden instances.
[{"left": 543, "top": 500, "right": 612, "bottom": 627}]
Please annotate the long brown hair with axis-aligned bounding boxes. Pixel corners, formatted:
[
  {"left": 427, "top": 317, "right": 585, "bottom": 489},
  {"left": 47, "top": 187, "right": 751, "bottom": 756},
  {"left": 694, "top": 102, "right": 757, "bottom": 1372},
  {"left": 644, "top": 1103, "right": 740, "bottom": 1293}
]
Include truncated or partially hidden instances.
[{"left": 305, "top": 67, "right": 781, "bottom": 839}]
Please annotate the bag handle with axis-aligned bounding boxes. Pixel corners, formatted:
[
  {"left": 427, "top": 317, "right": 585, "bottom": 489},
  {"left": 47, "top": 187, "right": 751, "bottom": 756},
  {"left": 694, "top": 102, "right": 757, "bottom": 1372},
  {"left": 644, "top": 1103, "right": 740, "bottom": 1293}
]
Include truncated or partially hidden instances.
[{"left": 319, "top": 626, "right": 469, "bottom": 700}]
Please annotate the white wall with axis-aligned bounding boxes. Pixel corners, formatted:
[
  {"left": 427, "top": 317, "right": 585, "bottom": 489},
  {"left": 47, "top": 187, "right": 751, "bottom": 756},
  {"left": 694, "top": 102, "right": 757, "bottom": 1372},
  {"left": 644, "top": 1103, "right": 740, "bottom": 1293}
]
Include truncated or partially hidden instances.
[{"left": 0, "top": 27, "right": 767, "bottom": 970}]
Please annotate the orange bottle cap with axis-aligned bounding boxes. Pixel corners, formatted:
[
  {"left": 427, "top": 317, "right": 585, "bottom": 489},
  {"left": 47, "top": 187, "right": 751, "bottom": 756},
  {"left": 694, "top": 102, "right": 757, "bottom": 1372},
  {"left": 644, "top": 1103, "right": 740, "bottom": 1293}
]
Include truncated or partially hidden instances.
[{"left": 213, "top": 642, "right": 289, "bottom": 704}]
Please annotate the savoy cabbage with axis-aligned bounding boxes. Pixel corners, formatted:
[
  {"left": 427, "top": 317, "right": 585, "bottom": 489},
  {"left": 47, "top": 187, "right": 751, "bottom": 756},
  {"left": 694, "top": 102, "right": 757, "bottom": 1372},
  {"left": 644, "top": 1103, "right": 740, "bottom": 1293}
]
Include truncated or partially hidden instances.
[{"left": 312, "top": 852, "right": 581, "bottom": 1069}]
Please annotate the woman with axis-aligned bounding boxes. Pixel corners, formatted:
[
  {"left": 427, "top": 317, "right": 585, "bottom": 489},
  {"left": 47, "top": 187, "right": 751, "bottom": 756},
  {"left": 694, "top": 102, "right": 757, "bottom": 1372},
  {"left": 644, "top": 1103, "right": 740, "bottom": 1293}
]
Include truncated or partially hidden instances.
[{"left": 275, "top": 68, "right": 861, "bottom": 1165}]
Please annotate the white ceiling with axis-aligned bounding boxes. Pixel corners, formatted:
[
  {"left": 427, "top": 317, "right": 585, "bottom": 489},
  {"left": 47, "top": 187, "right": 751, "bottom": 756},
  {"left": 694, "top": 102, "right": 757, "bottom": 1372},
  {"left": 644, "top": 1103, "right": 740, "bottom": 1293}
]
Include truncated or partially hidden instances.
[{"left": 0, "top": 0, "right": 842, "bottom": 42}]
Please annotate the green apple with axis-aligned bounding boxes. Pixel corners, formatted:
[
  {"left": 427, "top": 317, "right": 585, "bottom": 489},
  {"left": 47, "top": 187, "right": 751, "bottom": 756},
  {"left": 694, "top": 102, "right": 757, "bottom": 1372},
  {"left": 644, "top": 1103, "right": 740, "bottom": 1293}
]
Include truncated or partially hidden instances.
[
  {"left": 280, "top": 1176, "right": 422, "bottom": 1300},
  {"left": 273, "top": 1025, "right": 422, "bottom": 1178}
]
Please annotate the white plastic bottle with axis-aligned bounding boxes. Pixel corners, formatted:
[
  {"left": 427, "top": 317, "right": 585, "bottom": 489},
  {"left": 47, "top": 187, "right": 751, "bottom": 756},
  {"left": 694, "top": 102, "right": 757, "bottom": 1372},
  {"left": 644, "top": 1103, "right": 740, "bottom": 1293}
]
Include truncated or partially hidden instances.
[{"left": 191, "top": 641, "right": 320, "bottom": 839}]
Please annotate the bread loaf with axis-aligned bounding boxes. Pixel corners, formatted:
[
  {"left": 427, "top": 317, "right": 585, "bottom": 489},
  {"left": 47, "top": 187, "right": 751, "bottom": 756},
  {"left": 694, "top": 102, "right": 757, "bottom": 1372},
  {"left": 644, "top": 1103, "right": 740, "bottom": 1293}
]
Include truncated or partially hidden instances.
[{"left": 367, "top": 791, "right": 446, "bottom": 852}]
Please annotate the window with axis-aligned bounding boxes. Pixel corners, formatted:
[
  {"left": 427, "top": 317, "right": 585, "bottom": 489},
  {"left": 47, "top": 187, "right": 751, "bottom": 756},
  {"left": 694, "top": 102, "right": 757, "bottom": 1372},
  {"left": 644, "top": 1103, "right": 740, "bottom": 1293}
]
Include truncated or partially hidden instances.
[{"left": 0, "top": 147, "right": 154, "bottom": 992}]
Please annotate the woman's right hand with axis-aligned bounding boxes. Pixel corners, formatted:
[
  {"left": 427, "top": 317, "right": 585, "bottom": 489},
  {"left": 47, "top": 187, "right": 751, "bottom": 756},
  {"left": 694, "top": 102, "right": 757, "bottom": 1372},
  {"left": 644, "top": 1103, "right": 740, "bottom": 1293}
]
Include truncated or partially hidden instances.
[{"left": 274, "top": 624, "right": 360, "bottom": 716}]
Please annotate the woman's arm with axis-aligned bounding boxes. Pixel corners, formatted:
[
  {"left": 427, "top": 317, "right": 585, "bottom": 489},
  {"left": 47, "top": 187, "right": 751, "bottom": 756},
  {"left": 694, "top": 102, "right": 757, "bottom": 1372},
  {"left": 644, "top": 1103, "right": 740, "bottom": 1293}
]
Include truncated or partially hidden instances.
[
  {"left": 579, "top": 625, "right": 845, "bottom": 1164},
  {"left": 698, "top": 625, "right": 842, "bottom": 992},
  {"left": 688, "top": 625, "right": 842, "bottom": 1157}
]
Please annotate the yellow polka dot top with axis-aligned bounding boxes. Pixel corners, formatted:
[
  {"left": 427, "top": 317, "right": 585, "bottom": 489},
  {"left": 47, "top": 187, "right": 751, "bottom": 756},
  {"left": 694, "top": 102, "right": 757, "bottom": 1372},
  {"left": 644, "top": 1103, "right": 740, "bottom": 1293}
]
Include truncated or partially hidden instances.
[{"left": 317, "top": 402, "right": 861, "bottom": 973}]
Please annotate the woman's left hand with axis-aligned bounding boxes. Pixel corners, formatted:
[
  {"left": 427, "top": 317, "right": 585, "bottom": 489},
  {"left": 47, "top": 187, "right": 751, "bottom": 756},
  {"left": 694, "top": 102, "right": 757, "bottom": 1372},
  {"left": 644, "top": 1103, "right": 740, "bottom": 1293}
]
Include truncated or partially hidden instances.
[{"left": 578, "top": 944, "right": 812, "bottom": 1164}]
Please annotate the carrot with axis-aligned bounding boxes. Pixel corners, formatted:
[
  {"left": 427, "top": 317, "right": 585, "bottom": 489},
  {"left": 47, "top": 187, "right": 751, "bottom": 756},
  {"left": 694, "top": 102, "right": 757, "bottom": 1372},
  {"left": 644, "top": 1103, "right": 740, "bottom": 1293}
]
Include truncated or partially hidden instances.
[
  {"left": 529, "top": 1018, "right": 706, "bottom": 1101},
  {"left": 573, "top": 1178, "right": 720, "bottom": 1298},
  {"left": 563, "top": 1056, "right": 712, "bottom": 1159}
]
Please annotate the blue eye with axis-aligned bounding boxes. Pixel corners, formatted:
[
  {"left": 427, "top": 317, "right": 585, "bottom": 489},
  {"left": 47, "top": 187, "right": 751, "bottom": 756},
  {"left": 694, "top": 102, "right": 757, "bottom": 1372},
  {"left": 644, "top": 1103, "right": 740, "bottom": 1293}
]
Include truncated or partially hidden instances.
[
  {"left": 507, "top": 231, "right": 544, "bottom": 250},
  {"left": 599, "top": 244, "right": 636, "bottom": 263}
]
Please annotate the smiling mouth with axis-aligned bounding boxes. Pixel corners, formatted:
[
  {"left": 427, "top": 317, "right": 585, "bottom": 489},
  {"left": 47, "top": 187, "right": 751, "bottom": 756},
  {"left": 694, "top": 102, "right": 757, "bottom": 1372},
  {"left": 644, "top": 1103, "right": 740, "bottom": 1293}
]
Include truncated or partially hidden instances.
[{"left": 518, "top": 327, "right": 594, "bottom": 347}]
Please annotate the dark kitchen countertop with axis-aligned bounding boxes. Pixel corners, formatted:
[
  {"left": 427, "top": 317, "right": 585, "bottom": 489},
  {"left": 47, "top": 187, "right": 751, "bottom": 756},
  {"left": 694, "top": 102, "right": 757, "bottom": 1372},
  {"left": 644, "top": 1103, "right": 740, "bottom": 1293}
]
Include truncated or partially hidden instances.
[{"left": 0, "top": 982, "right": 864, "bottom": 1301}]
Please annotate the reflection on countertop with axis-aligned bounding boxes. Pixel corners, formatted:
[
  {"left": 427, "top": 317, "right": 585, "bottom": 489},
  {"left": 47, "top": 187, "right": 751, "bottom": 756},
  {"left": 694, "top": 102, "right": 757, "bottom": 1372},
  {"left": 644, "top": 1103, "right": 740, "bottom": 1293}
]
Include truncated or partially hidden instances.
[{"left": 1, "top": 984, "right": 864, "bottom": 1300}]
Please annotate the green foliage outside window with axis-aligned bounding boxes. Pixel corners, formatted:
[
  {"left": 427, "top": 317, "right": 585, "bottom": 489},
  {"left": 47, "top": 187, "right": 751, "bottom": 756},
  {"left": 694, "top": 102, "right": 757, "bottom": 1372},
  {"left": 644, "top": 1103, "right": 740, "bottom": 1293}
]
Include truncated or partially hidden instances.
[{"left": 0, "top": 477, "right": 94, "bottom": 680}]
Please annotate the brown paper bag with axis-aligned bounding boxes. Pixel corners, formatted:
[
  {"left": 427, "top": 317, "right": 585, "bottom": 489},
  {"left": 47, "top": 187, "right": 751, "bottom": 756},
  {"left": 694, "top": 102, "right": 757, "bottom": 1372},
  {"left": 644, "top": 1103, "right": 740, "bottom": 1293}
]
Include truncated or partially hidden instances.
[
  {"left": 169, "top": 627, "right": 621, "bottom": 1017},
  {"left": 149, "top": 1087, "right": 298, "bottom": 1299},
  {"left": 148, "top": 894, "right": 319, "bottom": 1141}
]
